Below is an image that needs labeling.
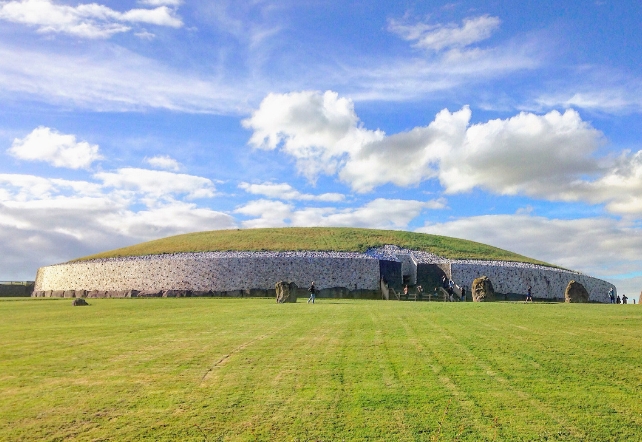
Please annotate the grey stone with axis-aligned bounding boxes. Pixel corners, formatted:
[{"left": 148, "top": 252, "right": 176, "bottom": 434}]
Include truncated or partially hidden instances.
[
  {"left": 472, "top": 276, "right": 495, "bottom": 302},
  {"left": 72, "top": 298, "right": 89, "bottom": 306},
  {"left": 275, "top": 281, "right": 297, "bottom": 303}
]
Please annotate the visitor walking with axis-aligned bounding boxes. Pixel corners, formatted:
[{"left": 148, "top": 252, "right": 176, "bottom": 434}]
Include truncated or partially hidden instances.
[
  {"left": 616, "top": 295, "right": 621, "bottom": 304},
  {"left": 307, "top": 282, "right": 316, "bottom": 304},
  {"left": 608, "top": 287, "right": 615, "bottom": 303},
  {"left": 403, "top": 285, "right": 409, "bottom": 300},
  {"left": 416, "top": 285, "right": 423, "bottom": 301},
  {"left": 622, "top": 294, "right": 628, "bottom": 304},
  {"left": 526, "top": 286, "right": 533, "bottom": 302},
  {"left": 460, "top": 286, "right": 466, "bottom": 302}
]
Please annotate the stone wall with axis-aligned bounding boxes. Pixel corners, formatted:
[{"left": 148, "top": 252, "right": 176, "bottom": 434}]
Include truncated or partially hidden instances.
[
  {"left": 32, "top": 250, "right": 616, "bottom": 303},
  {"left": 449, "top": 262, "right": 615, "bottom": 302},
  {"left": 34, "top": 253, "right": 381, "bottom": 294},
  {"left": 0, "top": 283, "right": 33, "bottom": 297}
]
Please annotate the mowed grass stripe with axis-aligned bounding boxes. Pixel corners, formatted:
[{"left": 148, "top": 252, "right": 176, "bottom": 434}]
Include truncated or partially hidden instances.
[
  {"left": 436, "top": 304, "right": 642, "bottom": 439},
  {"left": 1, "top": 299, "right": 641, "bottom": 441},
  {"left": 419, "top": 312, "right": 588, "bottom": 439}
]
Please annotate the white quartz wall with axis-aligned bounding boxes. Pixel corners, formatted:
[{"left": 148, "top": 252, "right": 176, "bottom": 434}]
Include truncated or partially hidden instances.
[
  {"left": 450, "top": 262, "right": 615, "bottom": 302},
  {"left": 34, "top": 255, "right": 381, "bottom": 292}
]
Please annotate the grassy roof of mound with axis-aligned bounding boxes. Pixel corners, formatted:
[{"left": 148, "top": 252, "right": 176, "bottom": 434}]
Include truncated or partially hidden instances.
[{"left": 74, "top": 227, "right": 554, "bottom": 266}]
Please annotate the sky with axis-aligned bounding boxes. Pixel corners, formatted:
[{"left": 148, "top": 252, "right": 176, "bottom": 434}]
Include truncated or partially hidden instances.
[{"left": 0, "top": 0, "right": 641, "bottom": 302}]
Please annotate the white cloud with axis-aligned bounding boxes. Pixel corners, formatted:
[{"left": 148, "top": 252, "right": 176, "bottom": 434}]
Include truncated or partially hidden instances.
[
  {"left": 388, "top": 14, "right": 501, "bottom": 51},
  {"left": 135, "top": 29, "right": 155, "bottom": 40},
  {"left": 418, "top": 214, "right": 642, "bottom": 303},
  {"left": 566, "top": 151, "right": 642, "bottom": 215},
  {"left": 8, "top": 126, "right": 102, "bottom": 169},
  {"left": 0, "top": 174, "right": 103, "bottom": 201},
  {"left": 95, "top": 168, "right": 216, "bottom": 200},
  {"left": 245, "top": 90, "right": 642, "bottom": 218},
  {"left": 0, "top": 41, "right": 251, "bottom": 113},
  {"left": 144, "top": 155, "right": 181, "bottom": 171},
  {"left": 243, "top": 90, "right": 382, "bottom": 181},
  {"left": 239, "top": 182, "right": 344, "bottom": 202},
  {"left": 244, "top": 90, "right": 605, "bottom": 196},
  {"left": 139, "top": 0, "right": 182, "bottom": 5},
  {"left": 235, "top": 197, "right": 446, "bottom": 229},
  {"left": 329, "top": 37, "right": 539, "bottom": 103},
  {"left": 0, "top": 0, "right": 182, "bottom": 39},
  {"left": 0, "top": 172, "right": 235, "bottom": 280},
  {"left": 438, "top": 108, "right": 602, "bottom": 196},
  {"left": 528, "top": 67, "right": 642, "bottom": 115}
]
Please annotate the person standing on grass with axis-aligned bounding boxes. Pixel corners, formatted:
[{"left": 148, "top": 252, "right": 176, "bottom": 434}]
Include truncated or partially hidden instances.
[
  {"left": 460, "top": 286, "right": 466, "bottom": 302},
  {"left": 403, "top": 285, "right": 408, "bottom": 300},
  {"left": 307, "top": 282, "right": 316, "bottom": 304},
  {"left": 608, "top": 287, "right": 615, "bottom": 304},
  {"left": 526, "top": 286, "right": 533, "bottom": 302},
  {"left": 622, "top": 294, "right": 628, "bottom": 304},
  {"left": 616, "top": 294, "right": 621, "bottom": 304}
]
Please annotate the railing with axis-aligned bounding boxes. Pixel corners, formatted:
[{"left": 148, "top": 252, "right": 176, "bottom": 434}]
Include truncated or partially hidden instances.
[{"left": 0, "top": 281, "right": 35, "bottom": 286}]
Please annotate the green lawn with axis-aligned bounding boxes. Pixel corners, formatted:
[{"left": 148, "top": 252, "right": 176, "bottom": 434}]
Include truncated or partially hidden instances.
[
  {"left": 1, "top": 299, "right": 640, "bottom": 441},
  {"left": 75, "top": 227, "right": 553, "bottom": 266}
]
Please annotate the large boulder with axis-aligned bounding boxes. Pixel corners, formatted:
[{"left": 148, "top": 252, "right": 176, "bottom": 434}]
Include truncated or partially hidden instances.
[
  {"left": 565, "top": 280, "right": 589, "bottom": 303},
  {"left": 472, "top": 276, "right": 495, "bottom": 302},
  {"left": 275, "top": 281, "right": 298, "bottom": 303},
  {"left": 72, "top": 298, "right": 89, "bottom": 306}
]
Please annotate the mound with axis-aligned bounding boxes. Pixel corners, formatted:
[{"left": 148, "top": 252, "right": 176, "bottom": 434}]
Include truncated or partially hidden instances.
[
  {"left": 75, "top": 227, "right": 551, "bottom": 265},
  {"left": 33, "top": 228, "right": 616, "bottom": 303}
]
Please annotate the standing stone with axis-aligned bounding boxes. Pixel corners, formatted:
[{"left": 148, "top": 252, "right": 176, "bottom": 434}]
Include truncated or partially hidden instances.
[
  {"left": 565, "top": 280, "right": 589, "bottom": 303},
  {"left": 275, "top": 281, "right": 298, "bottom": 303},
  {"left": 72, "top": 298, "right": 89, "bottom": 306},
  {"left": 472, "top": 276, "right": 495, "bottom": 302}
]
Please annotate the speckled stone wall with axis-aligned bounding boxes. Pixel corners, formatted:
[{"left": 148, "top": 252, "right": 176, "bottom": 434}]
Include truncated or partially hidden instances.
[
  {"left": 33, "top": 254, "right": 381, "bottom": 293},
  {"left": 449, "top": 262, "right": 615, "bottom": 302},
  {"left": 33, "top": 250, "right": 616, "bottom": 302}
]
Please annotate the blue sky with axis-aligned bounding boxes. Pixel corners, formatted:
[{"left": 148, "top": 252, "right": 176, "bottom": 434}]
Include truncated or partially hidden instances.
[{"left": 1, "top": 0, "right": 641, "bottom": 302}]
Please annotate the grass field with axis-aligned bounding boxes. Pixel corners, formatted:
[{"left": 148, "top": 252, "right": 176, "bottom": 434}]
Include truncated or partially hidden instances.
[
  {"left": 1, "top": 298, "right": 640, "bottom": 441},
  {"left": 76, "top": 227, "right": 553, "bottom": 266}
]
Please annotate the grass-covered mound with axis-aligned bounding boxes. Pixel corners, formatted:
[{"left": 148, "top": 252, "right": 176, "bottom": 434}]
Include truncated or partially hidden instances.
[
  {"left": 1, "top": 298, "right": 640, "bottom": 440},
  {"left": 75, "top": 227, "right": 552, "bottom": 266}
]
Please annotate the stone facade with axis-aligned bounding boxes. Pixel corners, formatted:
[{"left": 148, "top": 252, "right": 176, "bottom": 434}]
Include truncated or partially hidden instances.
[
  {"left": 32, "top": 248, "right": 616, "bottom": 302},
  {"left": 34, "top": 252, "right": 381, "bottom": 294},
  {"left": 449, "top": 262, "right": 614, "bottom": 303}
]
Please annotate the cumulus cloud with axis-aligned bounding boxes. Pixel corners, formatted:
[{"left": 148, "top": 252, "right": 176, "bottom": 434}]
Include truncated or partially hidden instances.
[
  {"left": 144, "top": 155, "right": 181, "bottom": 171},
  {"left": 388, "top": 15, "right": 501, "bottom": 51},
  {"left": 243, "top": 90, "right": 382, "bottom": 180},
  {"left": 439, "top": 109, "right": 602, "bottom": 196},
  {"left": 239, "top": 182, "right": 344, "bottom": 202},
  {"left": 244, "top": 90, "right": 605, "bottom": 198},
  {"left": 235, "top": 197, "right": 446, "bottom": 229},
  {"left": 0, "top": 0, "right": 182, "bottom": 38},
  {"left": 0, "top": 173, "right": 235, "bottom": 280},
  {"left": 418, "top": 214, "right": 642, "bottom": 302},
  {"left": 8, "top": 126, "right": 102, "bottom": 169},
  {"left": 95, "top": 168, "right": 216, "bottom": 200},
  {"left": 566, "top": 151, "right": 642, "bottom": 215}
]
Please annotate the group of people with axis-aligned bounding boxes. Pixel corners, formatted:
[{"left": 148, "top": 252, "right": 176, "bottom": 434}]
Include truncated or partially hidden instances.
[
  {"left": 608, "top": 287, "right": 629, "bottom": 304},
  {"left": 308, "top": 280, "right": 635, "bottom": 305},
  {"left": 439, "top": 276, "right": 466, "bottom": 302}
]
